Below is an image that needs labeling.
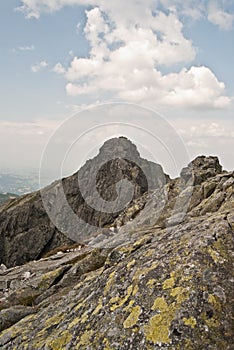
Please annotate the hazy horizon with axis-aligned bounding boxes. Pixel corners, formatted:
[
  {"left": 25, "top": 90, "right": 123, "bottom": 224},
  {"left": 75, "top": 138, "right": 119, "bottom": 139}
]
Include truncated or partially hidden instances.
[{"left": 0, "top": 1, "right": 233, "bottom": 179}]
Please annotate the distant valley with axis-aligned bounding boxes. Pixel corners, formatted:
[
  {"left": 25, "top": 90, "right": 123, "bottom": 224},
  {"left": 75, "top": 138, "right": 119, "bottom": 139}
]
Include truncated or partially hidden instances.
[
  {"left": 0, "top": 172, "right": 39, "bottom": 196},
  {"left": 0, "top": 192, "right": 18, "bottom": 204}
]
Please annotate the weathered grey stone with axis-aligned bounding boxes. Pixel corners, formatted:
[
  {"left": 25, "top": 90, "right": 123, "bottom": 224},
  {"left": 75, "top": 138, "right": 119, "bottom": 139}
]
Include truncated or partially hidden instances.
[
  {"left": 0, "top": 306, "right": 35, "bottom": 332},
  {"left": 0, "top": 140, "right": 233, "bottom": 349},
  {"left": 0, "top": 137, "right": 167, "bottom": 268}
]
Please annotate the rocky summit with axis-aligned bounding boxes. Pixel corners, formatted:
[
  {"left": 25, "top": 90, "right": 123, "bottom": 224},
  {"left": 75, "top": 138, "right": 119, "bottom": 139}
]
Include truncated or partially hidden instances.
[{"left": 0, "top": 137, "right": 233, "bottom": 349}]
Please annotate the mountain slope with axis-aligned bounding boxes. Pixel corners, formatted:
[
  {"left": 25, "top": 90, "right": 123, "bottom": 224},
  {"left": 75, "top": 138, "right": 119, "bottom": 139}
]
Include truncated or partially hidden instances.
[
  {"left": 0, "top": 139, "right": 233, "bottom": 349},
  {"left": 0, "top": 137, "right": 167, "bottom": 268},
  {"left": 0, "top": 193, "right": 18, "bottom": 205}
]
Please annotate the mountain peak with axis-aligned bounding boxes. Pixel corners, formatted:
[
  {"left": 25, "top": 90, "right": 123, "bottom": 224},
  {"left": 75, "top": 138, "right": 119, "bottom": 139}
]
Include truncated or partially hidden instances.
[
  {"left": 98, "top": 136, "right": 140, "bottom": 160},
  {"left": 180, "top": 155, "right": 223, "bottom": 184}
]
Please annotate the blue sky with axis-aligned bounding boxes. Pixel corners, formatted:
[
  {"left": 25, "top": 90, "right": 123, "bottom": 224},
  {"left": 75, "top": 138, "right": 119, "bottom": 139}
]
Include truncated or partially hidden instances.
[{"left": 0, "top": 0, "right": 233, "bottom": 175}]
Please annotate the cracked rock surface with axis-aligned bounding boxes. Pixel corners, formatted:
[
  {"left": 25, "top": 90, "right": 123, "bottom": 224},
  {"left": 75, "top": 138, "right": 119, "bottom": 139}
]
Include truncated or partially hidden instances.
[
  {"left": 0, "top": 137, "right": 167, "bottom": 268},
  {"left": 0, "top": 139, "right": 233, "bottom": 349}
]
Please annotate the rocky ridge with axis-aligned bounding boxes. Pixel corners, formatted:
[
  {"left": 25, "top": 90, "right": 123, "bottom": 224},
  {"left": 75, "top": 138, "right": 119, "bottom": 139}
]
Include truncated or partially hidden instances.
[
  {"left": 0, "top": 138, "right": 233, "bottom": 349},
  {"left": 0, "top": 193, "right": 18, "bottom": 205},
  {"left": 0, "top": 137, "right": 166, "bottom": 268}
]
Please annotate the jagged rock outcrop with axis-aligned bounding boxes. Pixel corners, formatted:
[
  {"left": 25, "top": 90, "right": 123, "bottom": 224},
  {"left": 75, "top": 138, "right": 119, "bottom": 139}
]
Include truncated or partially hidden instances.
[
  {"left": 0, "top": 140, "right": 233, "bottom": 349},
  {"left": 0, "top": 137, "right": 167, "bottom": 268}
]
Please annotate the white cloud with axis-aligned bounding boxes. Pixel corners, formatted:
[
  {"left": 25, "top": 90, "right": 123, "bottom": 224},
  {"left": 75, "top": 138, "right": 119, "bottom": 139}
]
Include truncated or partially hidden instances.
[
  {"left": 53, "top": 62, "right": 66, "bottom": 74},
  {"left": 13, "top": 45, "right": 35, "bottom": 52},
  {"left": 170, "top": 117, "right": 234, "bottom": 171},
  {"left": 19, "top": 45, "right": 35, "bottom": 51},
  {"left": 178, "top": 121, "right": 234, "bottom": 139},
  {"left": 159, "top": 66, "right": 231, "bottom": 109},
  {"left": 208, "top": 1, "right": 234, "bottom": 30},
  {"left": 12, "top": 45, "right": 35, "bottom": 53},
  {"left": 17, "top": 0, "right": 234, "bottom": 30},
  {"left": 31, "top": 60, "right": 48, "bottom": 73},
  {"left": 20, "top": 0, "right": 233, "bottom": 109}
]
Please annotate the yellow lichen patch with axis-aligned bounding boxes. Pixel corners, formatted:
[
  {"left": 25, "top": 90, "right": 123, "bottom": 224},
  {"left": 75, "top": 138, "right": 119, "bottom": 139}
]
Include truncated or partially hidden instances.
[
  {"left": 151, "top": 297, "right": 168, "bottom": 312},
  {"left": 127, "top": 259, "right": 136, "bottom": 270},
  {"left": 213, "top": 238, "right": 228, "bottom": 260},
  {"left": 119, "top": 235, "right": 152, "bottom": 254},
  {"left": 45, "top": 313, "right": 65, "bottom": 328},
  {"left": 68, "top": 317, "right": 80, "bottom": 330},
  {"left": 132, "top": 284, "right": 139, "bottom": 296},
  {"left": 147, "top": 279, "right": 157, "bottom": 288},
  {"left": 182, "top": 274, "right": 193, "bottom": 282},
  {"left": 202, "top": 310, "right": 220, "bottom": 329},
  {"left": 124, "top": 299, "right": 135, "bottom": 312},
  {"left": 74, "top": 300, "right": 85, "bottom": 312},
  {"left": 123, "top": 305, "right": 142, "bottom": 328},
  {"left": 46, "top": 330, "right": 72, "bottom": 350},
  {"left": 104, "top": 271, "right": 116, "bottom": 296},
  {"left": 144, "top": 297, "right": 178, "bottom": 345},
  {"left": 110, "top": 285, "right": 133, "bottom": 311},
  {"left": 208, "top": 294, "right": 222, "bottom": 312},
  {"left": 82, "top": 267, "right": 104, "bottom": 283},
  {"left": 93, "top": 297, "right": 103, "bottom": 315},
  {"left": 144, "top": 276, "right": 192, "bottom": 345},
  {"left": 80, "top": 311, "right": 89, "bottom": 324},
  {"left": 33, "top": 327, "right": 48, "bottom": 340},
  {"left": 103, "top": 337, "right": 114, "bottom": 350},
  {"left": 74, "top": 281, "right": 83, "bottom": 290},
  {"left": 144, "top": 314, "right": 171, "bottom": 344},
  {"left": 38, "top": 267, "right": 65, "bottom": 290},
  {"left": 182, "top": 317, "right": 197, "bottom": 328},
  {"left": 144, "top": 249, "right": 155, "bottom": 257},
  {"left": 146, "top": 279, "right": 157, "bottom": 295},
  {"left": 170, "top": 286, "right": 190, "bottom": 303},
  {"left": 175, "top": 338, "right": 193, "bottom": 350},
  {"left": 205, "top": 317, "right": 220, "bottom": 328},
  {"left": 132, "top": 262, "right": 158, "bottom": 283},
  {"left": 170, "top": 286, "right": 183, "bottom": 298},
  {"left": 163, "top": 277, "right": 175, "bottom": 290},
  {"left": 75, "top": 330, "right": 94, "bottom": 349},
  {"left": 207, "top": 247, "right": 221, "bottom": 264}
]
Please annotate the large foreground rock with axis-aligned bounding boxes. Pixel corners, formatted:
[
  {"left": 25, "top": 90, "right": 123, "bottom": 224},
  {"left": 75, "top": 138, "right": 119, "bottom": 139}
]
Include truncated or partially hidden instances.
[{"left": 0, "top": 151, "right": 233, "bottom": 349}]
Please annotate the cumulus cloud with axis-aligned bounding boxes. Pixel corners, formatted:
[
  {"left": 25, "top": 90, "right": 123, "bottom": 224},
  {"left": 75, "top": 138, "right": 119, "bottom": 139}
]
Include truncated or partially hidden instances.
[
  {"left": 17, "top": 0, "right": 234, "bottom": 26},
  {"left": 19, "top": 0, "right": 232, "bottom": 109},
  {"left": 58, "top": 7, "right": 230, "bottom": 109},
  {"left": 31, "top": 60, "right": 48, "bottom": 72},
  {"left": 208, "top": 1, "right": 234, "bottom": 30},
  {"left": 159, "top": 66, "right": 231, "bottom": 109}
]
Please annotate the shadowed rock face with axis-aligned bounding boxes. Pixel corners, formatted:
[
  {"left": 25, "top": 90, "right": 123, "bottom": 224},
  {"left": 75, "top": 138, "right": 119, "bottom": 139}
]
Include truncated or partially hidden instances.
[
  {"left": 0, "top": 139, "right": 233, "bottom": 349},
  {"left": 0, "top": 137, "right": 167, "bottom": 268}
]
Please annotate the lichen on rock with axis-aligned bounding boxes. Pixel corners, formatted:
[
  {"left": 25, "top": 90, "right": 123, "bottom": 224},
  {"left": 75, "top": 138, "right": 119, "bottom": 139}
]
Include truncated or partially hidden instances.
[{"left": 0, "top": 139, "right": 233, "bottom": 349}]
